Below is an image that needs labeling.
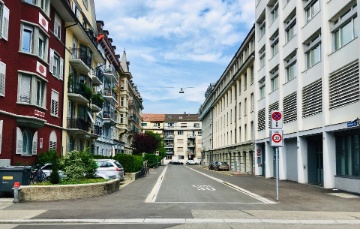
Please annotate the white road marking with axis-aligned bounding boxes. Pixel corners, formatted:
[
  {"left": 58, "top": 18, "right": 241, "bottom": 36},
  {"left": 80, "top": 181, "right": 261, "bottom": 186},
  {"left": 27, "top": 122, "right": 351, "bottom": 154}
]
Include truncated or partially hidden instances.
[
  {"left": 186, "top": 166, "right": 275, "bottom": 204},
  {"left": 0, "top": 218, "right": 359, "bottom": 225},
  {"left": 192, "top": 185, "right": 216, "bottom": 191},
  {"left": 145, "top": 165, "right": 168, "bottom": 203}
]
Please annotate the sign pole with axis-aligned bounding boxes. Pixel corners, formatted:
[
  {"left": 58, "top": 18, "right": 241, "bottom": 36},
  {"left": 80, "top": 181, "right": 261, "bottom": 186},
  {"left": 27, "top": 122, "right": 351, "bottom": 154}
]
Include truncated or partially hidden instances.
[{"left": 276, "top": 147, "right": 279, "bottom": 202}]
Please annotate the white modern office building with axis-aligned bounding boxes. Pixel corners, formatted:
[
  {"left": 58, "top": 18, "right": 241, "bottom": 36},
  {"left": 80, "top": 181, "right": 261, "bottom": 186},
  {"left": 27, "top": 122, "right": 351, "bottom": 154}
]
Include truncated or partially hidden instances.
[
  {"left": 254, "top": 0, "right": 360, "bottom": 193},
  {"left": 199, "top": 26, "right": 256, "bottom": 174}
]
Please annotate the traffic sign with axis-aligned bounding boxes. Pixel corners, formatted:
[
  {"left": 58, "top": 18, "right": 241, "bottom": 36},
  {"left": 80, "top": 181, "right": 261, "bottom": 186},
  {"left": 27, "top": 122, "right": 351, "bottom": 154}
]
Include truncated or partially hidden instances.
[
  {"left": 270, "top": 130, "right": 283, "bottom": 147},
  {"left": 271, "top": 110, "right": 283, "bottom": 129}
]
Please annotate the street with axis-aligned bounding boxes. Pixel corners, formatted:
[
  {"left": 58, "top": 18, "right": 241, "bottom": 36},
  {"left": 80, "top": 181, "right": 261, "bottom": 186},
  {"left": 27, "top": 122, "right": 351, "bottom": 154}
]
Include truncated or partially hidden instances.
[{"left": 0, "top": 165, "right": 360, "bottom": 228}]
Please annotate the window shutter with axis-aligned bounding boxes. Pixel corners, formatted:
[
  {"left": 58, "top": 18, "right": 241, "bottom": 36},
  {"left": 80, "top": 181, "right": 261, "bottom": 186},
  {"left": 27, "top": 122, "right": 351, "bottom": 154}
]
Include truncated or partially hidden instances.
[
  {"left": 51, "top": 90, "right": 59, "bottom": 116},
  {"left": 32, "top": 131, "right": 38, "bottom": 155},
  {"left": 0, "top": 61, "right": 5, "bottom": 96},
  {"left": 1, "top": 5, "right": 9, "bottom": 41},
  {"left": 19, "top": 75, "right": 31, "bottom": 103},
  {"left": 59, "top": 57, "right": 64, "bottom": 80},
  {"left": 16, "top": 127, "right": 23, "bottom": 155},
  {"left": 49, "top": 49, "right": 54, "bottom": 73},
  {"left": 0, "top": 120, "right": 3, "bottom": 154}
]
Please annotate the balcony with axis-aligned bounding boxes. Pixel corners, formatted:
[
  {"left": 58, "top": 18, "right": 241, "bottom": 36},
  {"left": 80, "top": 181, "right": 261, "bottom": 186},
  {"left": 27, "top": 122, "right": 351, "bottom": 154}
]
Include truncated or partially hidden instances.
[
  {"left": 103, "top": 67, "right": 118, "bottom": 83},
  {"left": 164, "top": 135, "right": 174, "bottom": 140},
  {"left": 103, "top": 88, "right": 118, "bottom": 104},
  {"left": 165, "top": 143, "right": 174, "bottom": 148},
  {"left": 67, "top": 118, "right": 98, "bottom": 138},
  {"left": 187, "top": 135, "right": 195, "bottom": 139},
  {"left": 103, "top": 111, "right": 116, "bottom": 125},
  {"left": 166, "top": 151, "right": 174, "bottom": 155},
  {"left": 69, "top": 48, "right": 92, "bottom": 74},
  {"left": 68, "top": 83, "right": 92, "bottom": 105},
  {"left": 91, "top": 73, "right": 102, "bottom": 86}
]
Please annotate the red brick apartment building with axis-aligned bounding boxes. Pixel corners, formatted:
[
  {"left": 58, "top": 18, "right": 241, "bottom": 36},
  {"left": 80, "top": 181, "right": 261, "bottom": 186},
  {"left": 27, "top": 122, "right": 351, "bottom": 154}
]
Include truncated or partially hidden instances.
[{"left": 0, "top": 0, "right": 69, "bottom": 165}]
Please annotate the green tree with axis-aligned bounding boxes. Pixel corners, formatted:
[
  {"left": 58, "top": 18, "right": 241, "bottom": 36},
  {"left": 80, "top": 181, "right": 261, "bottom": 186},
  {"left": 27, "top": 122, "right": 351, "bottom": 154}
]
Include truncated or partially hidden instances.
[{"left": 146, "top": 131, "right": 166, "bottom": 159}]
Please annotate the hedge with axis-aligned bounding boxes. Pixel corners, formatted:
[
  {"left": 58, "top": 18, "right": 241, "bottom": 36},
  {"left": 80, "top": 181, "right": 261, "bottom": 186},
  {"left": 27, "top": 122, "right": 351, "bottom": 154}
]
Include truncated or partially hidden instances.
[{"left": 114, "top": 154, "right": 143, "bottom": 173}]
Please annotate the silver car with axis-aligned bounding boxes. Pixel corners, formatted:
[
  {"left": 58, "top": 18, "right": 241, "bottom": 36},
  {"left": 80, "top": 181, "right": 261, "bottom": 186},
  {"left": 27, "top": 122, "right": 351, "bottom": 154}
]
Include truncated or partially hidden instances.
[{"left": 95, "top": 159, "right": 125, "bottom": 181}]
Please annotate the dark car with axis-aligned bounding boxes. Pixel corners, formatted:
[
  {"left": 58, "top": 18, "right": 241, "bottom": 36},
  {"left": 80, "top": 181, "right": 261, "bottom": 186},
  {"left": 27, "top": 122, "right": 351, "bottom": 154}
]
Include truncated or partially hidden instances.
[
  {"left": 170, "top": 161, "right": 183, "bottom": 165},
  {"left": 208, "top": 161, "right": 217, "bottom": 170},
  {"left": 215, "top": 161, "right": 229, "bottom": 171}
]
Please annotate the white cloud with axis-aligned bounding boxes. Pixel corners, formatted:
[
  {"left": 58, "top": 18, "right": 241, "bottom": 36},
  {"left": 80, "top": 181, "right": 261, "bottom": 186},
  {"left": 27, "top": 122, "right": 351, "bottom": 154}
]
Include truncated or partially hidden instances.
[{"left": 93, "top": 0, "right": 255, "bottom": 113}]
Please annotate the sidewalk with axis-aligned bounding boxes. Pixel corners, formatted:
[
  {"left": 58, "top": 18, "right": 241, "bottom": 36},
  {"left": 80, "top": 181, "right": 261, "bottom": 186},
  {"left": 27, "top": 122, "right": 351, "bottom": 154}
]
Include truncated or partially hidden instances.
[{"left": 198, "top": 166, "right": 360, "bottom": 212}]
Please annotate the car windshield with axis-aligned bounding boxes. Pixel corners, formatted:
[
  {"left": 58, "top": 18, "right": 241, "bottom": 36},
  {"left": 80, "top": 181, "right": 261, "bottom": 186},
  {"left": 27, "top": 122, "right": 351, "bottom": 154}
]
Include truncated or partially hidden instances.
[
  {"left": 114, "top": 161, "right": 122, "bottom": 168},
  {"left": 221, "top": 162, "right": 228, "bottom": 165}
]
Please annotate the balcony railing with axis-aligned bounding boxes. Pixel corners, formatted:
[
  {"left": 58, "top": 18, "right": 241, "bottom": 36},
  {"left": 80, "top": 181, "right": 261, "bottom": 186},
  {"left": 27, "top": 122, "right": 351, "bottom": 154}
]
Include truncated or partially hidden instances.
[
  {"left": 71, "top": 48, "right": 92, "bottom": 68},
  {"left": 67, "top": 118, "right": 91, "bottom": 131},
  {"left": 103, "top": 111, "right": 116, "bottom": 121},
  {"left": 68, "top": 83, "right": 93, "bottom": 100},
  {"left": 103, "top": 89, "right": 117, "bottom": 101}
]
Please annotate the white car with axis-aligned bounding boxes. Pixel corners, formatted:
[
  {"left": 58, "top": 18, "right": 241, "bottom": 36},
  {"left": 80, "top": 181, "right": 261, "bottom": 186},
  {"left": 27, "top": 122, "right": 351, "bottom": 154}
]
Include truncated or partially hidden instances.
[
  {"left": 186, "top": 160, "right": 198, "bottom": 165},
  {"left": 95, "top": 159, "right": 125, "bottom": 181},
  {"left": 40, "top": 163, "right": 66, "bottom": 179}
]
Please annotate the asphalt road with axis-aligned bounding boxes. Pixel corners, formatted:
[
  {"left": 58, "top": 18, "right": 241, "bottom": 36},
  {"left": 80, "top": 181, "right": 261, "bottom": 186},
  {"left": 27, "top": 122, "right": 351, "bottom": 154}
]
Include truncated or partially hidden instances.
[{"left": 1, "top": 164, "right": 359, "bottom": 228}]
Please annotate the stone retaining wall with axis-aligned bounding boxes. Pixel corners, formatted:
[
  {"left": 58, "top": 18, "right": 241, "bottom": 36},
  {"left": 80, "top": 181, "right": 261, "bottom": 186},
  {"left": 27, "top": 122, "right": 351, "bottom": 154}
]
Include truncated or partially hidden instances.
[{"left": 19, "top": 179, "right": 120, "bottom": 202}]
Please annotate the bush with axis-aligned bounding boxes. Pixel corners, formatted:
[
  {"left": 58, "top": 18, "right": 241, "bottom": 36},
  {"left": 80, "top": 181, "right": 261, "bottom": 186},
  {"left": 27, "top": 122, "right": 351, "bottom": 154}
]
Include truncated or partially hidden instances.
[
  {"left": 61, "top": 150, "right": 97, "bottom": 179},
  {"left": 114, "top": 154, "right": 143, "bottom": 173},
  {"left": 34, "top": 150, "right": 58, "bottom": 167},
  {"left": 143, "top": 153, "right": 158, "bottom": 168}
]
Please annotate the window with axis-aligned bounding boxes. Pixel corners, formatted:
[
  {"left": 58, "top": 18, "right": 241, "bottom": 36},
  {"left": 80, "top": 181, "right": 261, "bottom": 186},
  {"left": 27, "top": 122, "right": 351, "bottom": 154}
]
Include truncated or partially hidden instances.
[
  {"left": 194, "top": 123, "right": 200, "bottom": 128},
  {"left": 285, "top": 13, "right": 296, "bottom": 42},
  {"left": 250, "top": 66, "right": 254, "bottom": 84},
  {"left": 120, "top": 97, "right": 124, "bottom": 106},
  {"left": 51, "top": 90, "right": 59, "bottom": 117},
  {"left": 250, "top": 93, "right": 254, "bottom": 112},
  {"left": 244, "top": 98, "right": 247, "bottom": 115},
  {"left": 49, "top": 131, "right": 57, "bottom": 150},
  {"left": 21, "top": 23, "right": 48, "bottom": 60},
  {"left": 332, "top": 4, "right": 358, "bottom": 51},
  {"left": 259, "top": 18, "right": 266, "bottom": 38},
  {"left": 244, "top": 73, "right": 247, "bottom": 90},
  {"left": 271, "top": 2, "right": 279, "bottom": 23},
  {"left": 239, "top": 102, "right": 242, "bottom": 119},
  {"left": 305, "top": 0, "right": 320, "bottom": 23},
  {"left": 336, "top": 133, "right": 360, "bottom": 178},
  {"left": 0, "top": 3, "right": 9, "bottom": 41},
  {"left": 177, "top": 147, "right": 183, "bottom": 152},
  {"left": 285, "top": 52, "right": 297, "bottom": 82},
  {"left": 24, "top": 0, "right": 49, "bottom": 14},
  {"left": 0, "top": 120, "right": 2, "bottom": 154},
  {"left": 16, "top": 128, "right": 38, "bottom": 155},
  {"left": 18, "top": 73, "right": 46, "bottom": 108},
  {"left": 259, "top": 46, "right": 266, "bottom": 68},
  {"left": 305, "top": 34, "right": 321, "bottom": 69},
  {"left": 0, "top": 61, "right": 5, "bottom": 96},
  {"left": 177, "top": 139, "right": 184, "bottom": 144},
  {"left": 259, "top": 77, "right": 266, "bottom": 99},
  {"left": 49, "top": 49, "right": 63, "bottom": 79},
  {"left": 83, "top": 0, "right": 89, "bottom": 9},
  {"left": 54, "top": 13, "right": 61, "bottom": 40},
  {"left": 120, "top": 114, "right": 124, "bottom": 123},
  {"left": 271, "top": 68, "right": 279, "bottom": 92},
  {"left": 178, "top": 131, "right": 183, "bottom": 135},
  {"left": 270, "top": 31, "right": 279, "bottom": 57}
]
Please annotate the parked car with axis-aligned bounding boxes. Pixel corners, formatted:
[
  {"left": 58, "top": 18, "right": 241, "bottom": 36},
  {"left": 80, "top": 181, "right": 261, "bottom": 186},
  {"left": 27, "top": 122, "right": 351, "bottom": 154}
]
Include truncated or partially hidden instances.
[
  {"left": 170, "top": 161, "right": 183, "bottom": 165},
  {"left": 208, "top": 161, "right": 217, "bottom": 170},
  {"left": 215, "top": 161, "right": 229, "bottom": 171},
  {"left": 40, "top": 163, "right": 66, "bottom": 179},
  {"left": 186, "top": 160, "right": 198, "bottom": 165},
  {"left": 95, "top": 159, "right": 125, "bottom": 181}
]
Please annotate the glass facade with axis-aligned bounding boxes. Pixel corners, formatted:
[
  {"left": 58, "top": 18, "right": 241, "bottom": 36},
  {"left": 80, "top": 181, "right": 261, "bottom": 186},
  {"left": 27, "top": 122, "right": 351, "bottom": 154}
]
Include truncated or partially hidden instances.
[{"left": 336, "top": 131, "right": 360, "bottom": 178}]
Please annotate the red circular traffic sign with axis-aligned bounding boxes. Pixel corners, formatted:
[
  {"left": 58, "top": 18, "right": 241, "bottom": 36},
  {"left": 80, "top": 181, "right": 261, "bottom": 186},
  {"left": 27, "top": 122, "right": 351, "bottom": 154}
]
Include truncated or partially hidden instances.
[
  {"left": 272, "top": 112, "right": 282, "bottom": 121},
  {"left": 272, "top": 133, "right": 282, "bottom": 143}
]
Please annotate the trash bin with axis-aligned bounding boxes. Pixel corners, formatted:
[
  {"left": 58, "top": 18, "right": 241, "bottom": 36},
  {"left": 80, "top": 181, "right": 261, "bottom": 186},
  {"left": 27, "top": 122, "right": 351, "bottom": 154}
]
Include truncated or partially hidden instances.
[{"left": 0, "top": 166, "right": 31, "bottom": 193}]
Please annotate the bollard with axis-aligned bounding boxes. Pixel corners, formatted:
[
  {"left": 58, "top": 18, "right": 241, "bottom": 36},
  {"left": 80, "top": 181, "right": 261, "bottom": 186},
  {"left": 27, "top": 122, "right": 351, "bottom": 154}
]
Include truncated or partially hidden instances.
[{"left": 12, "top": 182, "right": 21, "bottom": 203}]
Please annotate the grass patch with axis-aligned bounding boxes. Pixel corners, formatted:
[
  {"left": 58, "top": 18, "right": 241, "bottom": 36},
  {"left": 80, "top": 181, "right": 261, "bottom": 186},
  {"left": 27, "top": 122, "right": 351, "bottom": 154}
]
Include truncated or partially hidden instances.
[{"left": 32, "top": 178, "right": 108, "bottom": 185}]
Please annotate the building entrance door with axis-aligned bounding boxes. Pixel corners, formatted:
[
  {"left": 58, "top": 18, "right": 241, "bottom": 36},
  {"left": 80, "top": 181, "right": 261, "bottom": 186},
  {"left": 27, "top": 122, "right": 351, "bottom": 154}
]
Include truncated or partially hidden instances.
[{"left": 307, "top": 135, "right": 323, "bottom": 186}]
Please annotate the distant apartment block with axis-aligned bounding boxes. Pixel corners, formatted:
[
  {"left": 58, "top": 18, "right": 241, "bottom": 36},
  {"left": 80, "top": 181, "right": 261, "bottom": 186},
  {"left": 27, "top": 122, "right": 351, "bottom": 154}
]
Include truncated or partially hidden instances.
[{"left": 142, "top": 113, "right": 203, "bottom": 164}]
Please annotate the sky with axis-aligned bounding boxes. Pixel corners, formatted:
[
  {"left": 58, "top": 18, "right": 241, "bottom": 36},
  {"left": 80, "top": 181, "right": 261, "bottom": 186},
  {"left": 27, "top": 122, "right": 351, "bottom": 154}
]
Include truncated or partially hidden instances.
[{"left": 93, "top": 0, "right": 255, "bottom": 114}]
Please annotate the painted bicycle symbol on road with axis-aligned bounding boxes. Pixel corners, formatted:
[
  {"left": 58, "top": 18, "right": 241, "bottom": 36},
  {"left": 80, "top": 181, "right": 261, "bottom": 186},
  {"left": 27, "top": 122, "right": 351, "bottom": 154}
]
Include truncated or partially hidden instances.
[{"left": 192, "top": 185, "right": 216, "bottom": 191}]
